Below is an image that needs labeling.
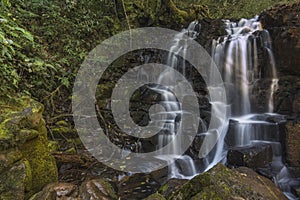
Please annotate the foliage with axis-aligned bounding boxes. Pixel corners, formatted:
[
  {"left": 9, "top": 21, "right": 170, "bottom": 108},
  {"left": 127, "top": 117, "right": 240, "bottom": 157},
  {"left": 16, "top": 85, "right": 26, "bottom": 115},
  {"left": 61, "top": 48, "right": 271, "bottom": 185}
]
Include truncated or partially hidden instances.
[
  {"left": 8, "top": 0, "right": 126, "bottom": 118},
  {"left": 0, "top": 2, "right": 32, "bottom": 94},
  {"left": 0, "top": 1, "right": 66, "bottom": 105},
  {"left": 174, "top": 0, "right": 299, "bottom": 19}
]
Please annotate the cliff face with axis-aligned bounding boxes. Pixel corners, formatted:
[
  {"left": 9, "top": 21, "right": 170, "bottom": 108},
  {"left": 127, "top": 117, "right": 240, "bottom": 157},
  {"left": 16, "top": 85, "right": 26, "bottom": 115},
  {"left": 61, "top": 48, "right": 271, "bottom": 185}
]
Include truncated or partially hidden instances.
[
  {"left": 260, "top": 2, "right": 300, "bottom": 117},
  {"left": 260, "top": 2, "right": 300, "bottom": 180}
]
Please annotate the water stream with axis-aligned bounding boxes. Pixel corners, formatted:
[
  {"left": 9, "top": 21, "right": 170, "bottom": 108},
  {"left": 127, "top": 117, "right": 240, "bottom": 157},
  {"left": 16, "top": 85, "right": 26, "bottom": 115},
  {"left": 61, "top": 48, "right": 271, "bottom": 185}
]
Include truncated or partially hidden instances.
[
  {"left": 212, "top": 16, "right": 298, "bottom": 199},
  {"left": 151, "top": 22, "right": 200, "bottom": 179},
  {"left": 136, "top": 16, "right": 297, "bottom": 199}
]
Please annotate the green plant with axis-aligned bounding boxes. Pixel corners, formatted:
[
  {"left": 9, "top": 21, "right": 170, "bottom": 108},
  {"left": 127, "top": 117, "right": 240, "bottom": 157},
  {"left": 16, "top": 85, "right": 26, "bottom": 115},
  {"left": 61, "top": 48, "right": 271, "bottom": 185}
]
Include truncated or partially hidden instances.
[{"left": 0, "top": 2, "right": 33, "bottom": 94}]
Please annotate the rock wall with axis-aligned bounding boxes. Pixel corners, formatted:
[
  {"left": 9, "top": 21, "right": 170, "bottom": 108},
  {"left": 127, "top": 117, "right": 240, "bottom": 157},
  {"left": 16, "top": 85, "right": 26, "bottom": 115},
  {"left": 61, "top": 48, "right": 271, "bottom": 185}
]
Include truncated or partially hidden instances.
[
  {"left": 260, "top": 2, "right": 300, "bottom": 118},
  {"left": 0, "top": 97, "right": 58, "bottom": 199},
  {"left": 260, "top": 2, "right": 300, "bottom": 180},
  {"left": 285, "top": 121, "right": 300, "bottom": 175}
]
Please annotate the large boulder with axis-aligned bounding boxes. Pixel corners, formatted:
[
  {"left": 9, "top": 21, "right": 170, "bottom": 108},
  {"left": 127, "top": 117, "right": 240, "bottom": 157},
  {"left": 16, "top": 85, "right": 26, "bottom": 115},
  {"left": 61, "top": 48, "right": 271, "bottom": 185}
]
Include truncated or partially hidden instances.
[
  {"left": 158, "top": 179, "right": 188, "bottom": 199},
  {"left": 0, "top": 97, "right": 58, "bottom": 199},
  {"left": 168, "top": 163, "right": 287, "bottom": 200}
]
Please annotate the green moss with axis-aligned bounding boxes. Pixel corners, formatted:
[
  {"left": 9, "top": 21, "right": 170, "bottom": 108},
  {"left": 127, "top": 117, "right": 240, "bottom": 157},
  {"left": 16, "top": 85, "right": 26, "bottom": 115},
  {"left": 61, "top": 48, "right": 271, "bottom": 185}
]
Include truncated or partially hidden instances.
[
  {"left": 16, "top": 129, "right": 39, "bottom": 143},
  {"left": 96, "top": 82, "right": 115, "bottom": 99},
  {"left": 159, "top": 182, "right": 169, "bottom": 194},
  {"left": 18, "top": 121, "right": 58, "bottom": 198},
  {"left": 145, "top": 192, "right": 166, "bottom": 200},
  {"left": 0, "top": 97, "right": 58, "bottom": 198},
  {"left": 0, "top": 161, "right": 27, "bottom": 200},
  {"left": 23, "top": 159, "right": 33, "bottom": 193},
  {"left": 64, "top": 147, "right": 76, "bottom": 154},
  {"left": 169, "top": 164, "right": 239, "bottom": 200},
  {"left": 80, "top": 179, "right": 118, "bottom": 200},
  {"left": 51, "top": 126, "right": 77, "bottom": 138},
  {"left": 0, "top": 148, "right": 23, "bottom": 173},
  {"left": 55, "top": 120, "right": 68, "bottom": 127},
  {"left": 47, "top": 140, "right": 59, "bottom": 153}
]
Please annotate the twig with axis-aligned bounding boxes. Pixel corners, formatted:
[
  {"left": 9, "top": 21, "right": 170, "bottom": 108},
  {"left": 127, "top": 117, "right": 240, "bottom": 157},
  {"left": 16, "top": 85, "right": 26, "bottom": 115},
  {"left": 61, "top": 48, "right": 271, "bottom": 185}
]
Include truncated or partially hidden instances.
[{"left": 121, "top": 0, "right": 132, "bottom": 50}]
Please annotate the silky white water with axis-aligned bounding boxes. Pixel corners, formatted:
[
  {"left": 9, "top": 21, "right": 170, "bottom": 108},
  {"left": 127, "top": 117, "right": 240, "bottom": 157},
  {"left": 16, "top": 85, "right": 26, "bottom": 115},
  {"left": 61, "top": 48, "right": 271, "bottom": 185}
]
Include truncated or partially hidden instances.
[{"left": 212, "top": 16, "right": 297, "bottom": 199}]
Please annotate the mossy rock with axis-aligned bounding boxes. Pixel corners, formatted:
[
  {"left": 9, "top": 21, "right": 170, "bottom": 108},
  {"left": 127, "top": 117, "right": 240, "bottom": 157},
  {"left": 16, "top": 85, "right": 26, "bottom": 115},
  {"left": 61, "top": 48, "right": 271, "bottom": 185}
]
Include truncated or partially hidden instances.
[
  {"left": 158, "top": 179, "right": 187, "bottom": 199},
  {"left": 0, "top": 160, "right": 31, "bottom": 200},
  {"left": 80, "top": 178, "right": 118, "bottom": 200},
  {"left": 169, "top": 163, "right": 287, "bottom": 200},
  {"left": 0, "top": 148, "right": 23, "bottom": 173},
  {"left": 18, "top": 123, "right": 58, "bottom": 198},
  {"left": 0, "top": 96, "right": 44, "bottom": 151},
  {"left": 144, "top": 192, "right": 166, "bottom": 200},
  {"left": 50, "top": 126, "right": 77, "bottom": 139},
  {"left": 29, "top": 182, "right": 78, "bottom": 200},
  {"left": 0, "top": 96, "right": 58, "bottom": 199}
]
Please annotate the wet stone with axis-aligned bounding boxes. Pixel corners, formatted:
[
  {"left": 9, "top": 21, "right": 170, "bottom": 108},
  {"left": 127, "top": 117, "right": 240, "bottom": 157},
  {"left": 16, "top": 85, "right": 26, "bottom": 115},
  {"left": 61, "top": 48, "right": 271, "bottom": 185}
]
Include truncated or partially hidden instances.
[
  {"left": 80, "top": 179, "right": 118, "bottom": 200},
  {"left": 285, "top": 121, "right": 300, "bottom": 167},
  {"left": 149, "top": 166, "right": 168, "bottom": 185},
  {"left": 158, "top": 178, "right": 188, "bottom": 199},
  {"left": 226, "top": 117, "right": 280, "bottom": 147},
  {"left": 227, "top": 142, "right": 273, "bottom": 169},
  {"left": 170, "top": 163, "right": 287, "bottom": 200},
  {"left": 144, "top": 192, "right": 166, "bottom": 200},
  {"left": 29, "top": 182, "right": 78, "bottom": 200},
  {"left": 118, "top": 173, "right": 160, "bottom": 200},
  {"left": 294, "top": 187, "right": 300, "bottom": 198}
]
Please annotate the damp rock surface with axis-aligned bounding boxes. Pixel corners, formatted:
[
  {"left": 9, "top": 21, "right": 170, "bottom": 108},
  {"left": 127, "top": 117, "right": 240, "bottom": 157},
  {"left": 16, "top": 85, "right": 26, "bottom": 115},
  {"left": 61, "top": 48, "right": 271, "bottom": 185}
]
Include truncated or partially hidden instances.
[
  {"left": 80, "top": 179, "right": 118, "bottom": 200},
  {"left": 167, "top": 163, "right": 287, "bottom": 200},
  {"left": 227, "top": 143, "right": 273, "bottom": 169},
  {"left": 285, "top": 121, "right": 300, "bottom": 167},
  {"left": 260, "top": 1, "right": 300, "bottom": 117}
]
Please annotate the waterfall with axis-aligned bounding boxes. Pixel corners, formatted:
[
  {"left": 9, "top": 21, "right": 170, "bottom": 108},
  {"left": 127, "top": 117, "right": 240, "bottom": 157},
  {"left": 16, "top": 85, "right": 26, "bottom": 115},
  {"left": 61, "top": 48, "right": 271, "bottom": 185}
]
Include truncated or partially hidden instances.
[
  {"left": 212, "top": 16, "right": 278, "bottom": 115},
  {"left": 212, "top": 17, "right": 298, "bottom": 199},
  {"left": 152, "top": 21, "right": 200, "bottom": 179},
  {"left": 136, "top": 16, "right": 296, "bottom": 198},
  {"left": 267, "top": 46, "right": 279, "bottom": 113}
]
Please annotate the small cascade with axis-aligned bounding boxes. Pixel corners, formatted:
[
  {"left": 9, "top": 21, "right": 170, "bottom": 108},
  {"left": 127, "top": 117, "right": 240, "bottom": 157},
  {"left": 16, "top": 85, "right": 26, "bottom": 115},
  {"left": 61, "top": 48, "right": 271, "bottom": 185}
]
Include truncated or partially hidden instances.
[
  {"left": 151, "top": 22, "right": 200, "bottom": 179},
  {"left": 265, "top": 39, "right": 279, "bottom": 113}
]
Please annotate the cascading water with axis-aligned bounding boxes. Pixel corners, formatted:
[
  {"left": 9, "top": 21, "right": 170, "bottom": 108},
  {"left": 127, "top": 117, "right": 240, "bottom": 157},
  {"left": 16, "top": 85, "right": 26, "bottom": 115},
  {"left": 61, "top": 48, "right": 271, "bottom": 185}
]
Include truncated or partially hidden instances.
[
  {"left": 148, "top": 22, "right": 200, "bottom": 179},
  {"left": 212, "top": 16, "right": 299, "bottom": 199},
  {"left": 136, "top": 15, "right": 297, "bottom": 198},
  {"left": 212, "top": 16, "right": 279, "bottom": 116},
  {"left": 149, "top": 20, "right": 230, "bottom": 179}
]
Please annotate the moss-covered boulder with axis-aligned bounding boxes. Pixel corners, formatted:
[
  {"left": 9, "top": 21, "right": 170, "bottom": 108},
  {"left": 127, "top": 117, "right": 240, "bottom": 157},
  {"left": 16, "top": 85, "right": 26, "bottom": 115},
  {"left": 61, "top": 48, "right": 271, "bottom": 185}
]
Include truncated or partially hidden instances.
[
  {"left": 144, "top": 192, "right": 166, "bottom": 200},
  {"left": 29, "top": 182, "right": 78, "bottom": 200},
  {"left": 29, "top": 178, "right": 117, "bottom": 200},
  {"left": 0, "top": 160, "right": 29, "bottom": 200},
  {"left": 0, "top": 96, "right": 58, "bottom": 199},
  {"left": 80, "top": 178, "right": 118, "bottom": 200},
  {"left": 158, "top": 179, "right": 188, "bottom": 199},
  {"left": 169, "top": 163, "right": 287, "bottom": 200}
]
